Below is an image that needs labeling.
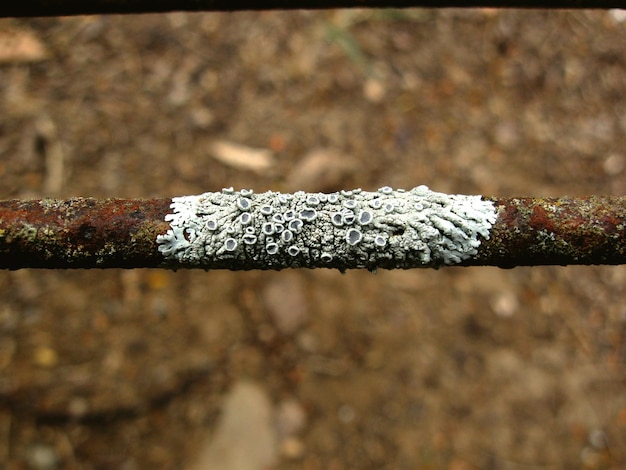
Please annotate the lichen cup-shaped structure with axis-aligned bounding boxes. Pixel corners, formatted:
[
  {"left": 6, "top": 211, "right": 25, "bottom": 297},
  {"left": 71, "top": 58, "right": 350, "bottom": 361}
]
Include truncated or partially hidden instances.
[{"left": 156, "top": 186, "right": 497, "bottom": 271}]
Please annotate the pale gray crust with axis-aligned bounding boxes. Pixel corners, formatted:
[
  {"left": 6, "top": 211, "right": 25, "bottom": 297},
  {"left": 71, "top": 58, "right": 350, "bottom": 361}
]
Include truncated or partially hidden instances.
[{"left": 156, "top": 186, "right": 497, "bottom": 270}]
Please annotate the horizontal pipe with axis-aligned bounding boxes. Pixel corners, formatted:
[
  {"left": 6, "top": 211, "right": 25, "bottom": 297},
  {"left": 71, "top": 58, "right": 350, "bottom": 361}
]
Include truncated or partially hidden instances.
[
  {"left": 0, "top": 189, "right": 624, "bottom": 270},
  {"left": 0, "top": 1, "right": 621, "bottom": 18},
  {"left": 0, "top": 198, "right": 171, "bottom": 269}
]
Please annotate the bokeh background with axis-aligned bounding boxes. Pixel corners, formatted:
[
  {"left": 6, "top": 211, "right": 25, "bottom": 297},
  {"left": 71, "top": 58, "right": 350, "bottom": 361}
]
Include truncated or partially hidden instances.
[{"left": 0, "top": 8, "right": 624, "bottom": 469}]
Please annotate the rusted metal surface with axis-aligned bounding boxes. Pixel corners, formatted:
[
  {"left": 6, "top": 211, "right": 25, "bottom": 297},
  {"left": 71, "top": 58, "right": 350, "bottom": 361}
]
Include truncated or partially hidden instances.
[
  {"left": 467, "top": 196, "right": 626, "bottom": 268},
  {"left": 0, "top": 0, "right": 619, "bottom": 18},
  {"left": 0, "top": 195, "right": 625, "bottom": 269},
  {"left": 0, "top": 198, "right": 171, "bottom": 269}
]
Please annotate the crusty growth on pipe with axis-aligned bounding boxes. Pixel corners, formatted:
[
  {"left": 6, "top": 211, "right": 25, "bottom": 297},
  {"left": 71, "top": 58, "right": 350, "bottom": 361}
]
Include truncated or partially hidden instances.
[
  {"left": 0, "top": 187, "right": 625, "bottom": 269},
  {"left": 157, "top": 186, "right": 497, "bottom": 270}
]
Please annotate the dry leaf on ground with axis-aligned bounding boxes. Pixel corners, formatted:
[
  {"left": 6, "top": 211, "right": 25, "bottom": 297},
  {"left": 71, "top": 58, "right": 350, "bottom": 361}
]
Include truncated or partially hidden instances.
[
  {"left": 0, "top": 29, "right": 47, "bottom": 63},
  {"left": 209, "top": 140, "right": 275, "bottom": 174},
  {"left": 286, "top": 148, "right": 357, "bottom": 192}
]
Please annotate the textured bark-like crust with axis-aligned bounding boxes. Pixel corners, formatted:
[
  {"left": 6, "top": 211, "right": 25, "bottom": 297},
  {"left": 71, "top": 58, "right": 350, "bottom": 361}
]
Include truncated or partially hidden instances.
[{"left": 157, "top": 186, "right": 497, "bottom": 270}]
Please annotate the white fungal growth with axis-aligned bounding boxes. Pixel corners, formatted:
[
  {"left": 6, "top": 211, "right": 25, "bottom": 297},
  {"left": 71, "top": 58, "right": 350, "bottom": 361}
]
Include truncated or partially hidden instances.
[
  {"left": 299, "top": 208, "right": 317, "bottom": 221},
  {"left": 262, "top": 223, "right": 274, "bottom": 235},
  {"left": 374, "top": 235, "right": 387, "bottom": 247},
  {"left": 358, "top": 210, "right": 373, "bottom": 225},
  {"left": 242, "top": 234, "right": 257, "bottom": 245},
  {"left": 288, "top": 219, "right": 303, "bottom": 233},
  {"left": 370, "top": 199, "right": 382, "bottom": 209},
  {"left": 331, "top": 213, "right": 344, "bottom": 227},
  {"left": 239, "top": 213, "right": 253, "bottom": 225},
  {"left": 346, "top": 228, "right": 363, "bottom": 246},
  {"left": 342, "top": 211, "right": 356, "bottom": 225},
  {"left": 281, "top": 230, "right": 294, "bottom": 243},
  {"left": 156, "top": 186, "right": 497, "bottom": 270}
]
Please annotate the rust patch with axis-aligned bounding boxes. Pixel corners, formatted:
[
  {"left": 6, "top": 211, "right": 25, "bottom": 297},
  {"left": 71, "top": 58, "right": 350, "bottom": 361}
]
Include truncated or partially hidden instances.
[
  {"left": 471, "top": 196, "right": 626, "bottom": 268},
  {"left": 0, "top": 198, "right": 171, "bottom": 269}
]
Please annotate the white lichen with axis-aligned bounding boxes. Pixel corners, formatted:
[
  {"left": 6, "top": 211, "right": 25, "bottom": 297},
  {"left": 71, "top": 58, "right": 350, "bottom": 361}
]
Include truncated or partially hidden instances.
[{"left": 156, "top": 186, "right": 497, "bottom": 270}]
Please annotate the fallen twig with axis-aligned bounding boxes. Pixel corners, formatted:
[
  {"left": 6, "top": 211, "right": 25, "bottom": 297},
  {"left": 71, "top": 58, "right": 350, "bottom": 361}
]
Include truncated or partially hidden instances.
[{"left": 0, "top": 187, "right": 624, "bottom": 269}]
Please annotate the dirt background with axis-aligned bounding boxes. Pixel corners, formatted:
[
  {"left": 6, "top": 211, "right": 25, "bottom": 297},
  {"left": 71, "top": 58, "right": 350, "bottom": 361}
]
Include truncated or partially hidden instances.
[{"left": 0, "top": 8, "right": 625, "bottom": 469}]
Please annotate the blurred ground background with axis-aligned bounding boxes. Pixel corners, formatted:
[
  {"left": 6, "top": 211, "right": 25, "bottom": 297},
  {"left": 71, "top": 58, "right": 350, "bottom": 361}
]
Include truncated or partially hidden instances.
[{"left": 0, "top": 8, "right": 624, "bottom": 469}]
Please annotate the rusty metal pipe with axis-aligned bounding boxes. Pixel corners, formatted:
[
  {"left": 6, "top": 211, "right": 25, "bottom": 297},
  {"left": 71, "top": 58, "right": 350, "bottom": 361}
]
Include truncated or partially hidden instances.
[
  {"left": 0, "top": 198, "right": 171, "bottom": 269},
  {"left": 0, "top": 1, "right": 621, "bottom": 18},
  {"left": 469, "top": 196, "right": 626, "bottom": 268},
  {"left": 0, "top": 194, "right": 624, "bottom": 270}
]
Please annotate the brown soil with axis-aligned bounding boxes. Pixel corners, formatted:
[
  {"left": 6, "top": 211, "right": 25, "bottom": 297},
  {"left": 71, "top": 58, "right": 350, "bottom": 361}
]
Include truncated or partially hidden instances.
[{"left": 0, "top": 8, "right": 624, "bottom": 469}]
